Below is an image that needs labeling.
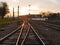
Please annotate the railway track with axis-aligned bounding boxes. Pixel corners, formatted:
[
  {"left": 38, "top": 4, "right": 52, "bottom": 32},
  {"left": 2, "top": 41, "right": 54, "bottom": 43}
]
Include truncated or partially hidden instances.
[
  {"left": 29, "top": 20, "right": 60, "bottom": 45},
  {"left": 16, "top": 22, "right": 48, "bottom": 45},
  {"left": 41, "top": 22, "right": 60, "bottom": 31},
  {"left": 0, "top": 21, "right": 48, "bottom": 45},
  {"left": 0, "top": 22, "right": 24, "bottom": 45}
]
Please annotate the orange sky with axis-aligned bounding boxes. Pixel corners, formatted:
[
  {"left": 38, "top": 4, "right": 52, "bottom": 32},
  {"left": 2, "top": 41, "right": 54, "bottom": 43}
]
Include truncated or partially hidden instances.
[{"left": 0, "top": 0, "right": 60, "bottom": 16}]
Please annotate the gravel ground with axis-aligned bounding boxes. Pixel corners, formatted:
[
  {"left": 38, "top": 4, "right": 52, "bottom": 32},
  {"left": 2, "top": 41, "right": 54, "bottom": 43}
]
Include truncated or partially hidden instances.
[
  {"left": 0, "top": 22, "right": 20, "bottom": 39},
  {"left": 30, "top": 20, "right": 60, "bottom": 45}
]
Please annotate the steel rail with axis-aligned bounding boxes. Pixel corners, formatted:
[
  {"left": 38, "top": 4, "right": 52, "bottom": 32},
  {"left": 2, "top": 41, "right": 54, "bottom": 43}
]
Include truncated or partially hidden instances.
[
  {"left": 21, "top": 26, "right": 30, "bottom": 45},
  {"left": 42, "top": 22, "right": 60, "bottom": 30},
  {"left": 16, "top": 23, "right": 25, "bottom": 45},
  {"left": 0, "top": 25, "right": 21, "bottom": 42},
  {"left": 28, "top": 23, "right": 46, "bottom": 45},
  {"left": 42, "top": 22, "right": 60, "bottom": 28}
]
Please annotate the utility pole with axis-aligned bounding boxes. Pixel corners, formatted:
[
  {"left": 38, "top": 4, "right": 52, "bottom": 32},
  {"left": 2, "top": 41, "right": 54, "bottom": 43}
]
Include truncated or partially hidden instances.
[
  {"left": 29, "top": 4, "right": 31, "bottom": 15},
  {"left": 28, "top": 4, "right": 31, "bottom": 21},
  {"left": 18, "top": 5, "right": 19, "bottom": 19},
  {"left": 17, "top": 5, "right": 20, "bottom": 25},
  {"left": 13, "top": 8, "right": 15, "bottom": 20}
]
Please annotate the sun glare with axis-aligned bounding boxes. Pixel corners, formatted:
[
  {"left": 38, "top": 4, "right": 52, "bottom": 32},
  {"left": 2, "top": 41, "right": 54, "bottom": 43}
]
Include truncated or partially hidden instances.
[
  {"left": 20, "top": 7, "right": 29, "bottom": 15},
  {"left": 20, "top": 6, "right": 39, "bottom": 15},
  {"left": 9, "top": 5, "right": 39, "bottom": 16}
]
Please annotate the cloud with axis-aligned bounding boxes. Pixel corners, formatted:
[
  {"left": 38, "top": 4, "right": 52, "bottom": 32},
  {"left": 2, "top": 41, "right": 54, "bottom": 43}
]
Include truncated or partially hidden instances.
[
  {"left": 49, "top": 0, "right": 60, "bottom": 4},
  {"left": 0, "top": 0, "right": 60, "bottom": 13}
]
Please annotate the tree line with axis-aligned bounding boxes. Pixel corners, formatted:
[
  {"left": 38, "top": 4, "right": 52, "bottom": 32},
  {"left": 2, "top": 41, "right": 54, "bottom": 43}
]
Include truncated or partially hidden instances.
[{"left": 0, "top": 2, "right": 9, "bottom": 18}]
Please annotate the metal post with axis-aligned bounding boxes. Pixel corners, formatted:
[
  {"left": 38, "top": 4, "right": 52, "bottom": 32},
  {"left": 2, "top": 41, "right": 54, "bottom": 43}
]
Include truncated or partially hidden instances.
[
  {"left": 13, "top": 8, "right": 14, "bottom": 20},
  {"left": 18, "top": 6, "right": 19, "bottom": 19},
  {"left": 17, "top": 6, "right": 20, "bottom": 25},
  {"left": 29, "top": 4, "right": 31, "bottom": 15},
  {"left": 28, "top": 4, "right": 31, "bottom": 21}
]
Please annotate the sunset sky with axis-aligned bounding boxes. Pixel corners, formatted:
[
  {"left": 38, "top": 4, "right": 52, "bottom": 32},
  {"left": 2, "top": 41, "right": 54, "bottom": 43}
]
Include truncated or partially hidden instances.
[{"left": 0, "top": 0, "right": 60, "bottom": 16}]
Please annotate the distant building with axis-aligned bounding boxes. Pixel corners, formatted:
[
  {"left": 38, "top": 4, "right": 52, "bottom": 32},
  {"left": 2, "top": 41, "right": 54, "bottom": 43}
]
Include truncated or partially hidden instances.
[
  {"left": 20, "top": 14, "right": 42, "bottom": 18},
  {"left": 29, "top": 14, "right": 42, "bottom": 18},
  {"left": 19, "top": 14, "right": 48, "bottom": 21},
  {"left": 47, "top": 13, "right": 60, "bottom": 20}
]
